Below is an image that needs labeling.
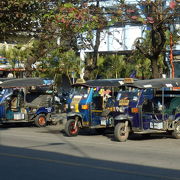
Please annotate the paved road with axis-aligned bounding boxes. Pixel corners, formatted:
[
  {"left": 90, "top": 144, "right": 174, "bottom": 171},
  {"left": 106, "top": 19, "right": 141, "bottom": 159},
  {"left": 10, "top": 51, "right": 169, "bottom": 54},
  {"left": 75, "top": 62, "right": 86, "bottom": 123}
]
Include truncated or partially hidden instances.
[{"left": 0, "top": 122, "right": 180, "bottom": 180}]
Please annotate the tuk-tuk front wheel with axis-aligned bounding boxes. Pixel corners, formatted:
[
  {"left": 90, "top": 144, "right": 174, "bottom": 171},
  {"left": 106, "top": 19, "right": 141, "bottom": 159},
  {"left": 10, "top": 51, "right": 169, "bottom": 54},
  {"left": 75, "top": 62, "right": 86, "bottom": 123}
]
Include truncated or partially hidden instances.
[
  {"left": 35, "top": 114, "right": 47, "bottom": 127},
  {"left": 114, "top": 122, "right": 129, "bottom": 142},
  {"left": 65, "top": 119, "right": 79, "bottom": 137},
  {"left": 172, "top": 122, "right": 180, "bottom": 139}
]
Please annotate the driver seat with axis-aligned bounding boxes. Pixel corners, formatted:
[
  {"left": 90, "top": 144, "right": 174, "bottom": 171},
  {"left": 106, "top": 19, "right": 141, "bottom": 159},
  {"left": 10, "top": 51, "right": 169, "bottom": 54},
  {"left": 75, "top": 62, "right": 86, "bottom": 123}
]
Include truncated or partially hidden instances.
[
  {"left": 142, "top": 99, "right": 154, "bottom": 113},
  {"left": 11, "top": 97, "right": 18, "bottom": 111}
]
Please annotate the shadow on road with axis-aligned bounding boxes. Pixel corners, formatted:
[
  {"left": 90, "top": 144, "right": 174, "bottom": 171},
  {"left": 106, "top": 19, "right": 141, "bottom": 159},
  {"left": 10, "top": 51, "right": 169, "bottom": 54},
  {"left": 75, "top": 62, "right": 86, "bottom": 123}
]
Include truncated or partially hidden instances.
[
  {"left": 102, "top": 132, "right": 174, "bottom": 142},
  {"left": 0, "top": 145, "right": 179, "bottom": 180},
  {"left": 0, "top": 122, "right": 33, "bottom": 129},
  {"left": 58, "top": 127, "right": 175, "bottom": 142}
]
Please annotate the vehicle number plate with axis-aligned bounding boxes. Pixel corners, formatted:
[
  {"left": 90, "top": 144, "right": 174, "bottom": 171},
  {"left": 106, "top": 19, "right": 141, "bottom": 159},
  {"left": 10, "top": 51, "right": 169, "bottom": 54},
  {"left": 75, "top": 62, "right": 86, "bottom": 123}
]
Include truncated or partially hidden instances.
[
  {"left": 150, "top": 122, "right": 163, "bottom": 129},
  {"left": 119, "top": 99, "right": 129, "bottom": 106},
  {"left": 101, "top": 119, "right": 106, "bottom": 125}
]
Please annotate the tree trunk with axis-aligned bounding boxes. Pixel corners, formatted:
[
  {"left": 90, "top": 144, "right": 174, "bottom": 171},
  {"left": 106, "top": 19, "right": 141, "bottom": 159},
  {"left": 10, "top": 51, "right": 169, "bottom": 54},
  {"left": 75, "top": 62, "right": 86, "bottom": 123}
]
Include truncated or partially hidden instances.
[
  {"left": 151, "top": 57, "right": 160, "bottom": 78},
  {"left": 84, "top": 0, "right": 101, "bottom": 81},
  {"left": 84, "top": 28, "right": 101, "bottom": 81},
  {"left": 93, "top": 28, "right": 101, "bottom": 69}
]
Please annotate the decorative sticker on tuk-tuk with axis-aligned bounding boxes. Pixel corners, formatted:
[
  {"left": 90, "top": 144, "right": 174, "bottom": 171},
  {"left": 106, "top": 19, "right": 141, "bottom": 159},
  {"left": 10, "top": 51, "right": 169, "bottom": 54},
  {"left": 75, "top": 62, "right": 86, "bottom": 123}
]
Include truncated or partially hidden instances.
[
  {"left": 119, "top": 99, "right": 129, "bottom": 106},
  {"left": 124, "top": 78, "right": 134, "bottom": 84},
  {"left": 71, "top": 95, "right": 82, "bottom": 112},
  {"left": 144, "top": 84, "right": 152, "bottom": 88},
  {"left": 165, "top": 84, "right": 173, "bottom": 87},
  {"left": 118, "top": 81, "right": 124, "bottom": 85},
  {"left": 71, "top": 95, "right": 82, "bottom": 103},
  {"left": 82, "top": 121, "right": 89, "bottom": 126},
  {"left": 45, "top": 107, "right": 52, "bottom": 112}
]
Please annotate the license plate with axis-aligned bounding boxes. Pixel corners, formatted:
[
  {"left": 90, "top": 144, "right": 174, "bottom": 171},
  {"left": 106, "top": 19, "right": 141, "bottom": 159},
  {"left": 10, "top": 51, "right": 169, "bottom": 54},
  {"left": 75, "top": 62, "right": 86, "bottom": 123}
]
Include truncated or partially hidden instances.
[
  {"left": 150, "top": 122, "right": 163, "bottom": 129},
  {"left": 119, "top": 99, "right": 129, "bottom": 106},
  {"left": 101, "top": 119, "right": 106, "bottom": 125}
]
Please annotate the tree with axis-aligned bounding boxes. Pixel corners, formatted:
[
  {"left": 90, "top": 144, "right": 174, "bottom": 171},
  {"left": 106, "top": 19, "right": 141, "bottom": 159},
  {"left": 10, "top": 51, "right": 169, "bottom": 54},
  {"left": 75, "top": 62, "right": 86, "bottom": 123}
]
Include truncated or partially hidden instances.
[
  {"left": 0, "top": 1, "right": 89, "bottom": 79},
  {"left": 99, "top": 55, "right": 126, "bottom": 78},
  {"left": 0, "top": 0, "right": 60, "bottom": 77},
  {"left": 0, "top": 0, "right": 50, "bottom": 42},
  {"left": 118, "top": 0, "right": 178, "bottom": 78},
  {"left": 49, "top": 1, "right": 108, "bottom": 80},
  {"left": 95, "top": 54, "right": 138, "bottom": 79},
  {"left": 52, "top": 0, "right": 178, "bottom": 79},
  {"left": 1, "top": 0, "right": 178, "bottom": 80},
  {"left": 34, "top": 49, "right": 83, "bottom": 84},
  {"left": 129, "top": 49, "right": 152, "bottom": 79}
]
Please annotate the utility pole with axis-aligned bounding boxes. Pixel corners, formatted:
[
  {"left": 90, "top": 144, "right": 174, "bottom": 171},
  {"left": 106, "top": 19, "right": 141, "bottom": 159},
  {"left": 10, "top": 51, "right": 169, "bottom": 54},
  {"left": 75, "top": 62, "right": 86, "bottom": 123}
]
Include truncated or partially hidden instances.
[{"left": 170, "top": 33, "right": 175, "bottom": 78}]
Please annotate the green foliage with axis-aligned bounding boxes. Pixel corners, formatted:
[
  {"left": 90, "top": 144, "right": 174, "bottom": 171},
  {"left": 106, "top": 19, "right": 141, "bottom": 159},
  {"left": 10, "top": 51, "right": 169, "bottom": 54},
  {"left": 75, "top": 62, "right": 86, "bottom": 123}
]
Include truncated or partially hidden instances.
[
  {"left": 129, "top": 50, "right": 151, "bottom": 79},
  {"left": 97, "top": 54, "right": 134, "bottom": 79},
  {"left": 36, "top": 49, "right": 83, "bottom": 84},
  {"left": 0, "top": 0, "right": 178, "bottom": 80},
  {"left": 95, "top": 53, "right": 151, "bottom": 79},
  {"left": 0, "top": 40, "right": 34, "bottom": 67},
  {"left": 48, "top": 2, "right": 107, "bottom": 50},
  {"left": 0, "top": 0, "right": 55, "bottom": 42}
]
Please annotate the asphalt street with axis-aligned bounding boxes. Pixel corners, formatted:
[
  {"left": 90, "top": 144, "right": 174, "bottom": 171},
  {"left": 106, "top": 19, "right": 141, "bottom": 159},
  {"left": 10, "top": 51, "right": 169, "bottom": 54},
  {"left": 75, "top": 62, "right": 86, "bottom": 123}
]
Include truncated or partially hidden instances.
[{"left": 0, "top": 119, "right": 180, "bottom": 180}]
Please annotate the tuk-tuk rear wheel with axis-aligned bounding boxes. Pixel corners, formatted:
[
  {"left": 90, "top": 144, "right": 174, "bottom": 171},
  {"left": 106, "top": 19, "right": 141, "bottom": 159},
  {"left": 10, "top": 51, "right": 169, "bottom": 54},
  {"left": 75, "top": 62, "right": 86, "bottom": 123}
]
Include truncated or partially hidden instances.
[
  {"left": 172, "top": 122, "right": 180, "bottom": 139},
  {"left": 35, "top": 114, "right": 47, "bottom": 127},
  {"left": 65, "top": 119, "right": 79, "bottom": 137},
  {"left": 114, "top": 122, "right": 129, "bottom": 142}
]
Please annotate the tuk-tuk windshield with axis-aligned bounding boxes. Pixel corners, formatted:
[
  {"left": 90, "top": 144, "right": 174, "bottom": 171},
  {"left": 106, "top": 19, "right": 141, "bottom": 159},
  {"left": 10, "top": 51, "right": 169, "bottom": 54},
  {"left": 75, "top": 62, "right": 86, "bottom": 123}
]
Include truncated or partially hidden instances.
[
  {"left": 70, "top": 86, "right": 89, "bottom": 97},
  {"left": 0, "top": 88, "right": 13, "bottom": 97},
  {"left": 116, "top": 90, "right": 140, "bottom": 101},
  {"left": 0, "top": 88, "right": 4, "bottom": 97}
]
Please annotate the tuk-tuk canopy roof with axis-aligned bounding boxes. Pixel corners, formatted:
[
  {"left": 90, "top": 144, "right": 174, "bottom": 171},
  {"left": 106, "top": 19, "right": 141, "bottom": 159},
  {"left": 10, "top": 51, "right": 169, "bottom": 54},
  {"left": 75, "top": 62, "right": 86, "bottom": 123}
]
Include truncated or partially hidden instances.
[
  {"left": 85, "top": 78, "right": 125, "bottom": 87},
  {"left": 73, "top": 78, "right": 135, "bottom": 87},
  {"left": 133, "top": 78, "right": 180, "bottom": 89},
  {"left": 0, "top": 78, "right": 15, "bottom": 84},
  {"left": 0, "top": 78, "right": 46, "bottom": 88},
  {"left": 73, "top": 78, "right": 180, "bottom": 89}
]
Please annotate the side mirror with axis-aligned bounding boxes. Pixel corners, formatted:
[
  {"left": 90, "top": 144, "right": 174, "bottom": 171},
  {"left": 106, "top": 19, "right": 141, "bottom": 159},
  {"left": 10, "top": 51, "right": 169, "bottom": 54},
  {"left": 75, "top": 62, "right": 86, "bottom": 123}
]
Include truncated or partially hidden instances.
[
  {"left": 6, "top": 97, "right": 11, "bottom": 101},
  {"left": 133, "top": 96, "right": 138, "bottom": 101}
]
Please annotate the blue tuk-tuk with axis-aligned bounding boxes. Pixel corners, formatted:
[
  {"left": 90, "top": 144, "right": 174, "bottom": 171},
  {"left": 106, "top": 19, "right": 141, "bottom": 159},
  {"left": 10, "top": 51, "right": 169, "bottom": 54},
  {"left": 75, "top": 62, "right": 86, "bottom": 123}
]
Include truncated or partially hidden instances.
[
  {"left": 64, "top": 78, "right": 134, "bottom": 136},
  {"left": 113, "top": 78, "right": 180, "bottom": 142},
  {"left": 0, "top": 78, "right": 60, "bottom": 127}
]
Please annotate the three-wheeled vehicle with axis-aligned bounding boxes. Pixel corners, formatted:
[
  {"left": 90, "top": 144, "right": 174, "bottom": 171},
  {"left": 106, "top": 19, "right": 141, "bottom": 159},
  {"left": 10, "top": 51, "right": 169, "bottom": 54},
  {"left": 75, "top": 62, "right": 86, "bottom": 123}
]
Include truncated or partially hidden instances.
[
  {"left": 0, "top": 78, "right": 61, "bottom": 127},
  {"left": 64, "top": 78, "right": 132, "bottom": 136},
  {"left": 113, "top": 78, "right": 180, "bottom": 142}
]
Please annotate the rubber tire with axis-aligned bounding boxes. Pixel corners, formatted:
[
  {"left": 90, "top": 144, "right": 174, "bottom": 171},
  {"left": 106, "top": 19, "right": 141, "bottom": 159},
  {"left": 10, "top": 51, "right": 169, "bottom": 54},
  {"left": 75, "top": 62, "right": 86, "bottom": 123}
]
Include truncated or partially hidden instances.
[
  {"left": 172, "top": 122, "right": 180, "bottom": 139},
  {"left": 35, "top": 114, "right": 47, "bottom": 127},
  {"left": 114, "top": 122, "right": 129, "bottom": 142},
  {"left": 65, "top": 119, "right": 79, "bottom": 137}
]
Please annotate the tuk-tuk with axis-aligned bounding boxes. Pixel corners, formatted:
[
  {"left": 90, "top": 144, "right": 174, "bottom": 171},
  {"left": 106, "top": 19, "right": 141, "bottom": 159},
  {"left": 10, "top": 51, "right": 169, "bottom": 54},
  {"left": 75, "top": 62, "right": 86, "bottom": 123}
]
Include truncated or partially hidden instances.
[
  {"left": 114, "top": 78, "right": 180, "bottom": 142},
  {"left": 0, "top": 78, "right": 61, "bottom": 127},
  {"left": 64, "top": 78, "right": 132, "bottom": 136}
]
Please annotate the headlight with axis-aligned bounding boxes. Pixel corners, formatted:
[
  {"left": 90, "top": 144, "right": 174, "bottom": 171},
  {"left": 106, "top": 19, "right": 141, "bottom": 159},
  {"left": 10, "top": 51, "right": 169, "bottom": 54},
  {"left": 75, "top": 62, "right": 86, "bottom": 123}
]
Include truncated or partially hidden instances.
[
  {"left": 70, "top": 105, "right": 75, "bottom": 109},
  {"left": 119, "top": 107, "right": 125, "bottom": 113},
  {"left": 32, "top": 108, "right": 37, "bottom": 112}
]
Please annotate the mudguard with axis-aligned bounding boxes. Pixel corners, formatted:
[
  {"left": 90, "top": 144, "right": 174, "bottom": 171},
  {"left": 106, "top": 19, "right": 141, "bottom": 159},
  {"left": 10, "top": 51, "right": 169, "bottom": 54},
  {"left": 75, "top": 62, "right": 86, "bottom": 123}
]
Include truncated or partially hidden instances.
[
  {"left": 114, "top": 114, "right": 132, "bottom": 121},
  {"left": 67, "top": 112, "right": 83, "bottom": 120}
]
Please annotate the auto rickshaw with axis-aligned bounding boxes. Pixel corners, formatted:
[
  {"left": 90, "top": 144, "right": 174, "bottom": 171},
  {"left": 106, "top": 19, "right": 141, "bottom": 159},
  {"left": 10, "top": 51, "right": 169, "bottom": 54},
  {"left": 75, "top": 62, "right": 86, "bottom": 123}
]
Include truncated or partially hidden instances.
[
  {"left": 64, "top": 78, "right": 133, "bottom": 136},
  {"left": 113, "top": 78, "right": 180, "bottom": 142},
  {"left": 0, "top": 78, "right": 61, "bottom": 127}
]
